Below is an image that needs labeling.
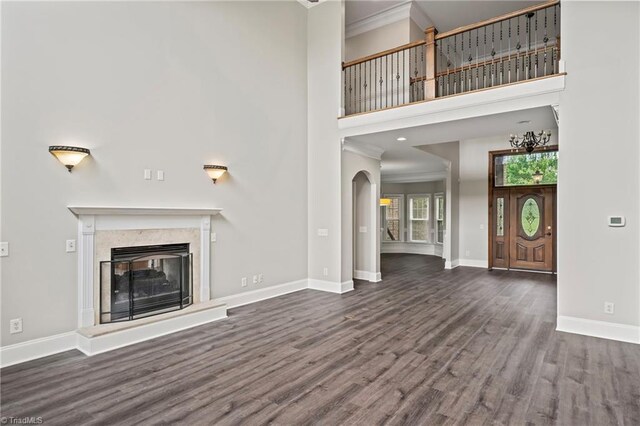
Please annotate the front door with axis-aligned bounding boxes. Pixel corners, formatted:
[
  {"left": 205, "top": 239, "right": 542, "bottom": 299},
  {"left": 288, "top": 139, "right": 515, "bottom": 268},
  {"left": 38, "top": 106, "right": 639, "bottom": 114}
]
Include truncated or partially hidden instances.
[{"left": 508, "top": 187, "right": 555, "bottom": 271}]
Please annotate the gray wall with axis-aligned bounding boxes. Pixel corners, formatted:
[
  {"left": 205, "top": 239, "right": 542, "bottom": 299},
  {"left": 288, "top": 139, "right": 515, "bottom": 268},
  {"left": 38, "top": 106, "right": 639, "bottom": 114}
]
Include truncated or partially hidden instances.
[
  {"left": 381, "top": 180, "right": 445, "bottom": 243},
  {"left": 308, "top": 0, "right": 343, "bottom": 284},
  {"left": 419, "top": 142, "right": 459, "bottom": 266},
  {"left": 341, "top": 150, "right": 381, "bottom": 282},
  {"left": 458, "top": 135, "right": 558, "bottom": 264},
  {"left": 1, "top": 1, "right": 309, "bottom": 345},
  {"left": 558, "top": 1, "right": 640, "bottom": 327}
]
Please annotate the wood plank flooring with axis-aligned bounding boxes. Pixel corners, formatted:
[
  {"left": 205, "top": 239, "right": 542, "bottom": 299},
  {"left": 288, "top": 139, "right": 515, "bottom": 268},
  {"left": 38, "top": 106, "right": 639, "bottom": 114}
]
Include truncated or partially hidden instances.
[{"left": 2, "top": 254, "right": 639, "bottom": 425}]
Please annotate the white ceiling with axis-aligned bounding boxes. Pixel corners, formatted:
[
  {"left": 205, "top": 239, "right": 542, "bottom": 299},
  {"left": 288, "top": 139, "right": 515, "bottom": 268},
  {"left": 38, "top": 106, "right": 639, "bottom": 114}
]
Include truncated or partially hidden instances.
[
  {"left": 346, "top": 0, "right": 542, "bottom": 32},
  {"left": 350, "top": 106, "right": 557, "bottom": 180},
  {"left": 381, "top": 147, "right": 447, "bottom": 177}
]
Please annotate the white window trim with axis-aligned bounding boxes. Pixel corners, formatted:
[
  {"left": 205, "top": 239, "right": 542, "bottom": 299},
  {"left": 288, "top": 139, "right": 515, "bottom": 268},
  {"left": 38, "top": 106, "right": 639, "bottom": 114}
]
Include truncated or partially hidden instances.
[
  {"left": 434, "top": 192, "right": 445, "bottom": 245},
  {"left": 382, "top": 194, "right": 404, "bottom": 242},
  {"left": 407, "top": 194, "right": 431, "bottom": 243}
]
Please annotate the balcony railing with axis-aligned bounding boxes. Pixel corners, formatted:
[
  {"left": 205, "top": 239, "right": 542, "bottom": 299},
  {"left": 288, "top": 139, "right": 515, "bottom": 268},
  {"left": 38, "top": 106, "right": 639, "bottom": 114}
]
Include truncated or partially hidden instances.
[{"left": 342, "top": 0, "right": 561, "bottom": 116}]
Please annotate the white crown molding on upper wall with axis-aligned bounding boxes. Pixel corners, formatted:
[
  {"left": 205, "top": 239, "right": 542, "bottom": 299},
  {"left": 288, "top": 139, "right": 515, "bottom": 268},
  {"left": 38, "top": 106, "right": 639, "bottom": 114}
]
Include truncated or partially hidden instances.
[
  {"left": 382, "top": 170, "right": 447, "bottom": 183},
  {"left": 342, "top": 139, "right": 385, "bottom": 160},
  {"left": 346, "top": 1, "right": 434, "bottom": 39},
  {"left": 296, "top": 0, "right": 328, "bottom": 10}
]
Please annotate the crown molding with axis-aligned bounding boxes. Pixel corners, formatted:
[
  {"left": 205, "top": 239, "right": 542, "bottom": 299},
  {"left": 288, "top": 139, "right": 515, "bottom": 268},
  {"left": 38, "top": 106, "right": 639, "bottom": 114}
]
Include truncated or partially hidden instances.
[
  {"left": 410, "top": 2, "right": 433, "bottom": 32},
  {"left": 346, "top": 1, "right": 411, "bottom": 39},
  {"left": 342, "top": 140, "right": 385, "bottom": 161},
  {"left": 346, "top": 1, "right": 434, "bottom": 39},
  {"left": 381, "top": 170, "right": 447, "bottom": 183},
  {"left": 296, "top": 0, "right": 326, "bottom": 9},
  {"left": 551, "top": 104, "right": 560, "bottom": 126}
]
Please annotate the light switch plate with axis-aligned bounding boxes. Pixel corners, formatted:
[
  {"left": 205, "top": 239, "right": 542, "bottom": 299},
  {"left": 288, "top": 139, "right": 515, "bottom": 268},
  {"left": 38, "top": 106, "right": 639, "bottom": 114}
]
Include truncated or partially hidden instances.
[
  {"left": 0, "top": 242, "right": 8, "bottom": 257},
  {"left": 211, "top": 233, "right": 217, "bottom": 243},
  {"left": 359, "top": 226, "right": 367, "bottom": 233},
  {"left": 144, "top": 169, "right": 152, "bottom": 180},
  {"left": 317, "top": 229, "right": 329, "bottom": 237},
  {"left": 157, "top": 170, "right": 164, "bottom": 181}
]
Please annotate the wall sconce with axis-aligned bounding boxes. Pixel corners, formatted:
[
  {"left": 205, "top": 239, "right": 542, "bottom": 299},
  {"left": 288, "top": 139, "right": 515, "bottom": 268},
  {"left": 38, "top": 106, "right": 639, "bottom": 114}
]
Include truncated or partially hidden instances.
[
  {"left": 49, "top": 146, "right": 91, "bottom": 172},
  {"left": 203, "top": 165, "right": 227, "bottom": 184},
  {"left": 380, "top": 198, "right": 392, "bottom": 207}
]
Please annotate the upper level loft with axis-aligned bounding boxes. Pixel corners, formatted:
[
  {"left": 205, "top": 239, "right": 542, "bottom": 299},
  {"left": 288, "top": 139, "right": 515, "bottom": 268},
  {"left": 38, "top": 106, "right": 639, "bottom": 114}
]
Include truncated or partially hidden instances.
[{"left": 341, "top": 0, "right": 562, "bottom": 118}]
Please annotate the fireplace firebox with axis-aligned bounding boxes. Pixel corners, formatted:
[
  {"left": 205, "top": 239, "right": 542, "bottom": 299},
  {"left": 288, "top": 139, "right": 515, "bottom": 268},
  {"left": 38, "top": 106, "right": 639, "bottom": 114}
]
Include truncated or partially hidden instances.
[{"left": 100, "top": 243, "right": 193, "bottom": 323}]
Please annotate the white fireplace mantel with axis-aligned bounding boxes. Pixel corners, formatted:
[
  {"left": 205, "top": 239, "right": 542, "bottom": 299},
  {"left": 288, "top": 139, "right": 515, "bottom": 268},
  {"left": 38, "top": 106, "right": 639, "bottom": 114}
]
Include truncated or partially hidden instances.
[
  {"left": 68, "top": 206, "right": 222, "bottom": 216},
  {"left": 69, "top": 205, "right": 222, "bottom": 328}
]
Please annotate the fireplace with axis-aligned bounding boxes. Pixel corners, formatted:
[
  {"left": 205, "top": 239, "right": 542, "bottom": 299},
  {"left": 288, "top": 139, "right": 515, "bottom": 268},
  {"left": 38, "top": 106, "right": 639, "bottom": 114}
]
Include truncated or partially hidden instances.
[{"left": 99, "top": 243, "right": 193, "bottom": 323}]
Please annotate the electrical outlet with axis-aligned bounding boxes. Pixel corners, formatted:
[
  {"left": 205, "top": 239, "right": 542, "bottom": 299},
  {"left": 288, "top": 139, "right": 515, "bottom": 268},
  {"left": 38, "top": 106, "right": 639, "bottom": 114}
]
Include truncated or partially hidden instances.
[
  {"left": 604, "top": 302, "right": 615, "bottom": 315},
  {"left": 10, "top": 318, "right": 22, "bottom": 334},
  {"left": 258, "top": 273, "right": 264, "bottom": 283},
  {"left": 66, "top": 239, "right": 76, "bottom": 253},
  {"left": 0, "top": 242, "right": 8, "bottom": 257},
  {"left": 323, "top": 267, "right": 328, "bottom": 277},
  {"left": 317, "top": 229, "right": 329, "bottom": 237},
  {"left": 253, "top": 275, "right": 258, "bottom": 284},
  {"left": 157, "top": 170, "right": 164, "bottom": 181},
  {"left": 241, "top": 277, "right": 247, "bottom": 287},
  {"left": 465, "top": 250, "right": 471, "bottom": 257},
  {"left": 359, "top": 226, "right": 367, "bottom": 233},
  {"left": 144, "top": 169, "right": 152, "bottom": 180},
  {"left": 480, "top": 224, "right": 485, "bottom": 230}
]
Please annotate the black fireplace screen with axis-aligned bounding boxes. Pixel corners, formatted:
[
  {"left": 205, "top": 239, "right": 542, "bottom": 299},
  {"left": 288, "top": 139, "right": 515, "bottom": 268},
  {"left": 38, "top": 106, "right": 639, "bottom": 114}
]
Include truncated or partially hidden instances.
[{"left": 100, "top": 243, "right": 193, "bottom": 323}]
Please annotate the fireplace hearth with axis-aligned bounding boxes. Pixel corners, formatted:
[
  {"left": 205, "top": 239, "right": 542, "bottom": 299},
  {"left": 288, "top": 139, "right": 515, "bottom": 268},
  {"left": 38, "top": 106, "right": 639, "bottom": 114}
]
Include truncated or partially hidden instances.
[{"left": 100, "top": 243, "right": 193, "bottom": 323}]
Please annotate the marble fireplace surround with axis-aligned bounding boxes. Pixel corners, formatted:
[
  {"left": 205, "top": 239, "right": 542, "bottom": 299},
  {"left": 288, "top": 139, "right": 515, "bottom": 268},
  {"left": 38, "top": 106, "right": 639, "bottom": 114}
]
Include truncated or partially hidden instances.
[{"left": 69, "top": 206, "right": 222, "bottom": 329}]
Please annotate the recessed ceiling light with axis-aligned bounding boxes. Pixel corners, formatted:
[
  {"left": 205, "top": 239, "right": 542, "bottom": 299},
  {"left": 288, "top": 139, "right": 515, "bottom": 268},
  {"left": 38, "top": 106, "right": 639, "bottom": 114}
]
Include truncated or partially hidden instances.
[
  {"left": 517, "top": 120, "right": 531, "bottom": 124},
  {"left": 397, "top": 137, "right": 407, "bottom": 141}
]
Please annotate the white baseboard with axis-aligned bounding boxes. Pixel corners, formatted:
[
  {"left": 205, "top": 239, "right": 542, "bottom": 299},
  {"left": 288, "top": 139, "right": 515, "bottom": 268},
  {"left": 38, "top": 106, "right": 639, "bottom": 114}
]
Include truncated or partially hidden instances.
[
  {"left": 0, "top": 331, "right": 78, "bottom": 368},
  {"left": 308, "top": 279, "right": 353, "bottom": 294},
  {"left": 557, "top": 316, "right": 640, "bottom": 344},
  {"left": 458, "top": 259, "right": 488, "bottom": 268},
  {"left": 2, "top": 277, "right": 356, "bottom": 367},
  {"left": 354, "top": 270, "right": 382, "bottom": 282},
  {"left": 445, "top": 259, "right": 459, "bottom": 269},
  {"left": 213, "top": 279, "right": 308, "bottom": 309},
  {"left": 341, "top": 280, "right": 354, "bottom": 292},
  {"left": 381, "top": 242, "right": 436, "bottom": 255},
  {"left": 77, "top": 305, "right": 228, "bottom": 356}
]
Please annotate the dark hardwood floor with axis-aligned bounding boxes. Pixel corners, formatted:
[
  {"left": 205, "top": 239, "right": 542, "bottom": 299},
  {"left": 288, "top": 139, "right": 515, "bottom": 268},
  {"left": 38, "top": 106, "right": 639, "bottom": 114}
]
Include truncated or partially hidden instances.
[{"left": 2, "top": 254, "right": 639, "bottom": 425}]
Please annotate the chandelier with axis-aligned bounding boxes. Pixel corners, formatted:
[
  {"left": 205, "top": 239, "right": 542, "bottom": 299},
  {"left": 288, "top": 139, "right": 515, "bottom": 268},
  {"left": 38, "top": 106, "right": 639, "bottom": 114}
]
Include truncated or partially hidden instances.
[{"left": 509, "top": 130, "right": 552, "bottom": 153}]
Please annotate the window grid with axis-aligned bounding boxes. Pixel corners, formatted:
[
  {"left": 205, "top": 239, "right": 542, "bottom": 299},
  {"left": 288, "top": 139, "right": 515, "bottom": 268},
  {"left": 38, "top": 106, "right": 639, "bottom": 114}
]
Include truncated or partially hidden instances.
[{"left": 408, "top": 195, "right": 430, "bottom": 243}]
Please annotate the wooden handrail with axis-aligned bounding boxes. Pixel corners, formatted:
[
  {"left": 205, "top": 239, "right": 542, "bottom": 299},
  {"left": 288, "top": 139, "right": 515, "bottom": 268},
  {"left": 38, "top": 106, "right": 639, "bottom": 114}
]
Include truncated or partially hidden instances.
[
  {"left": 342, "top": 39, "right": 425, "bottom": 69},
  {"left": 435, "top": 0, "right": 560, "bottom": 40}
]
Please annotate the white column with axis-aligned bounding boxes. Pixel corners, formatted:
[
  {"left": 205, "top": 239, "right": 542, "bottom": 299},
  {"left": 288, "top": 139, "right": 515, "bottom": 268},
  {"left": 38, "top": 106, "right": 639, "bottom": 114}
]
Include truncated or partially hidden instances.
[{"left": 78, "top": 215, "right": 95, "bottom": 327}]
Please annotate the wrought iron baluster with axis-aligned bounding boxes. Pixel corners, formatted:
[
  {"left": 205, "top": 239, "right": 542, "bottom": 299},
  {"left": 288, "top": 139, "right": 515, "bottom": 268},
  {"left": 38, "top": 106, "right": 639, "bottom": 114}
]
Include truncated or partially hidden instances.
[
  {"left": 368, "top": 59, "right": 371, "bottom": 111},
  {"left": 396, "top": 52, "right": 400, "bottom": 106},
  {"left": 516, "top": 15, "right": 521, "bottom": 81},
  {"left": 403, "top": 48, "right": 405, "bottom": 105},
  {"left": 533, "top": 11, "right": 538, "bottom": 78},
  {"left": 499, "top": 21, "right": 503, "bottom": 85},
  {"left": 491, "top": 23, "right": 496, "bottom": 86},
  {"left": 508, "top": 19, "right": 511, "bottom": 83}
]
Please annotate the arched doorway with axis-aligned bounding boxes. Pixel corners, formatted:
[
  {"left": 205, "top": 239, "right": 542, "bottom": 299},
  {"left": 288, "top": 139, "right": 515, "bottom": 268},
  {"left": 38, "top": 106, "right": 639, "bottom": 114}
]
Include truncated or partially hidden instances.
[{"left": 352, "top": 171, "right": 380, "bottom": 282}]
